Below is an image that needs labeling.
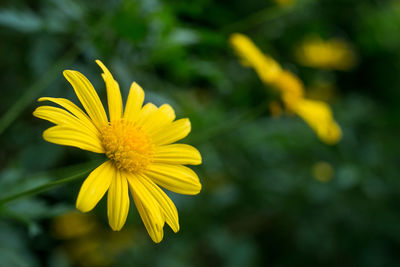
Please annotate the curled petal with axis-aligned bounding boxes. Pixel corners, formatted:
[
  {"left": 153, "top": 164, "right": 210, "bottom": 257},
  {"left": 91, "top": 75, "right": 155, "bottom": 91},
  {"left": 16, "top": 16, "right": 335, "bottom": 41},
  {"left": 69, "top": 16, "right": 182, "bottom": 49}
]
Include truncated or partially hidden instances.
[
  {"left": 96, "top": 60, "right": 123, "bottom": 122},
  {"left": 37, "top": 97, "right": 97, "bottom": 134},
  {"left": 139, "top": 174, "right": 179, "bottom": 233},
  {"left": 33, "top": 106, "right": 100, "bottom": 138},
  {"left": 128, "top": 174, "right": 165, "bottom": 243},
  {"left": 63, "top": 70, "right": 108, "bottom": 129},
  {"left": 132, "top": 193, "right": 164, "bottom": 243}
]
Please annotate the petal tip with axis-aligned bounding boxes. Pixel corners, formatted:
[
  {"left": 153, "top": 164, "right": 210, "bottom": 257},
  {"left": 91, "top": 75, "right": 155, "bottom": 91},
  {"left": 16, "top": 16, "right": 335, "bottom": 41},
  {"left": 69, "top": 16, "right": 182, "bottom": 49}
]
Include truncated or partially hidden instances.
[
  {"left": 109, "top": 223, "right": 124, "bottom": 231},
  {"left": 75, "top": 203, "right": 90, "bottom": 213},
  {"left": 62, "top": 69, "right": 73, "bottom": 77}
]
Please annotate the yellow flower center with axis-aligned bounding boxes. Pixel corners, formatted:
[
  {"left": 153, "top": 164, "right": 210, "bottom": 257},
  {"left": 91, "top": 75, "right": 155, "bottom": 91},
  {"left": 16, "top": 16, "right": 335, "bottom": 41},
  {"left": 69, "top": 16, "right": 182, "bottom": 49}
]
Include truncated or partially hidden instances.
[{"left": 101, "top": 120, "right": 154, "bottom": 173}]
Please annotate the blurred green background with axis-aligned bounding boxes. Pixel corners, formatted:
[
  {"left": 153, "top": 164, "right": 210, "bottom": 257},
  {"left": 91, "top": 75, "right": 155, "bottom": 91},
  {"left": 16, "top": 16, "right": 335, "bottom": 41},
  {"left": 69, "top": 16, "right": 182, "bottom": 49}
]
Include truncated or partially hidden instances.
[{"left": 1, "top": 0, "right": 400, "bottom": 266}]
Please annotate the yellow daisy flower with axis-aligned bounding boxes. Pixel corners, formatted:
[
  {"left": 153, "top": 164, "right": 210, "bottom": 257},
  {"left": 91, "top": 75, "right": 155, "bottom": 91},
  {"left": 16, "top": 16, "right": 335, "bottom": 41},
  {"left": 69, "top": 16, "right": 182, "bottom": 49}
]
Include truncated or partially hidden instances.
[
  {"left": 229, "top": 33, "right": 342, "bottom": 145},
  {"left": 33, "top": 60, "right": 202, "bottom": 243}
]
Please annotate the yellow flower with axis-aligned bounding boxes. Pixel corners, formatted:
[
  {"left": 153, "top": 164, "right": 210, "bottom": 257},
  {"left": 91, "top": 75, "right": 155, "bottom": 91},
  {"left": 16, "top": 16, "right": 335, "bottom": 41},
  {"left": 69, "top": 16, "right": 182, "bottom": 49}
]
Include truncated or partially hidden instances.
[
  {"left": 33, "top": 60, "right": 202, "bottom": 243},
  {"left": 295, "top": 36, "right": 356, "bottom": 70},
  {"left": 229, "top": 33, "right": 342, "bottom": 145},
  {"left": 291, "top": 98, "right": 342, "bottom": 144}
]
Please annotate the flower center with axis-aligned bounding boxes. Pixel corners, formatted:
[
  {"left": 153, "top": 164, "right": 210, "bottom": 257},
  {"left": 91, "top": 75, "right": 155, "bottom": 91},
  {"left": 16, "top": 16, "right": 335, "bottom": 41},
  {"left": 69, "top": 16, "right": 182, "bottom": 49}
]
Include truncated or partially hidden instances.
[{"left": 101, "top": 119, "right": 154, "bottom": 173}]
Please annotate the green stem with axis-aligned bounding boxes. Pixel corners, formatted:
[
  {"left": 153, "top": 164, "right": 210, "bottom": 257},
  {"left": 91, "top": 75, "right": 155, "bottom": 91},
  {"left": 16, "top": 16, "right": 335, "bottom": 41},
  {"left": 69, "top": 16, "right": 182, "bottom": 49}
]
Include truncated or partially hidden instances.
[{"left": 0, "top": 161, "right": 99, "bottom": 205}]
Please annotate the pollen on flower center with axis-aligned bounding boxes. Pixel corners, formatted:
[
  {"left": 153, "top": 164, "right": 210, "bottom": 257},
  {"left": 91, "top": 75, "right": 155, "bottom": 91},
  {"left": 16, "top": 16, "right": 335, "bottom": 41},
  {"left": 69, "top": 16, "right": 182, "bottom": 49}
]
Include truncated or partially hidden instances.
[{"left": 101, "top": 119, "right": 154, "bottom": 173}]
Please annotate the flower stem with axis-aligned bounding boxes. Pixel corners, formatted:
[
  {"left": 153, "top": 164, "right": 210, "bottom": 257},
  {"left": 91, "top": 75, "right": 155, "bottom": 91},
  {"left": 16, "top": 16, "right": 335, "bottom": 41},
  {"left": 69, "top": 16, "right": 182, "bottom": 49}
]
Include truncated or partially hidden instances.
[{"left": 0, "top": 161, "right": 100, "bottom": 205}]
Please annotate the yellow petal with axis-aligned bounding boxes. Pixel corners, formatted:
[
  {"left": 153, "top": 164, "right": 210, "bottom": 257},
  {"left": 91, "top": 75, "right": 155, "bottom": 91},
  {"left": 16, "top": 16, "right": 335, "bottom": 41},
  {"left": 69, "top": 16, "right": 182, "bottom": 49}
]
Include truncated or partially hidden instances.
[
  {"left": 140, "top": 104, "right": 176, "bottom": 134},
  {"left": 127, "top": 174, "right": 164, "bottom": 225},
  {"left": 292, "top": 98, "right": 342, "bottom": 145},
  {"left": 107, "top": 170, "right": 130, "bottom": 231},
  {"left": 43, "top": 126, "right": 104, "bottom": 153},
  {"left": 63, "top": 70, "right": 108, "bottom": 129},
  {"left": 140, "top": 174, "right": 179, "bottom": 233},
  {"left": 76, "top": 161, "right": 114, "bottom": 212},
  {"left": 123, "top": 82, "right": 145, "bottom": 122},
  {"left": 153, "top": 144, "right": 202, "bottom": 165},
  {"left": 38, "top": 97, "right": 97, "bottom": 132},
  {"left": 229, "top": 33, "right": 282, "bottom": 83},
  {"left": 151, "top": 118, "right": 191, "bottom": 146},
  {"left": 128, "top": 174, "right": 165, "bottom": 243},
  {"left": 145, "top": 164, "right": 201, "bottom": 195},
  {"left": 132, "top": 193, "right": 164, "bottom": 243},
  {"left": 135, "top": 103, "right": 158, "bottom": 125},
  {"left": 33, "top": 106, "right": 100, "bottom": 138},
  {"left": 96, "top": 60, "right": 123, "bottom": 122}
]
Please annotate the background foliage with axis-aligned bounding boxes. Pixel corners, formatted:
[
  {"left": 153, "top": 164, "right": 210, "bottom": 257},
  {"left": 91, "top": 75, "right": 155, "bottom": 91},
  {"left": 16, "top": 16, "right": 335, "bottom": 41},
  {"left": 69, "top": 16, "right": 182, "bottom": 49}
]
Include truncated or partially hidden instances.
[{"left": 1, "top": 0, "right": 400, "bottom": 266}]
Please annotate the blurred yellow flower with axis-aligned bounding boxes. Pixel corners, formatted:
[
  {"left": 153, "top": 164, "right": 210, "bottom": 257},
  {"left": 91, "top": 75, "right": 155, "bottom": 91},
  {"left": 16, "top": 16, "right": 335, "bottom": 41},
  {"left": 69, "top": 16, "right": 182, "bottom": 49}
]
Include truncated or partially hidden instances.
[
  {"left": 311, "top": 161, "right": 335, "bottom": 182},
  {"left": 34, "top": 60, "right": 202, "bottom": 243},
  {"left": 270, "top": 70, "right": 304, "bottom": 107},
  {"left": 292, "top": 99, "right": 342, "bottom": 144},
  {"left": 295, "top": 36, "right": 356, "bottom": 70},
  {"left": 52, "top": 212, "right": 135, "bottom": 267},
  {"left": 52, "top": 212, "right": 97, "bottom": 239},
  {"left": 229, "top": 33, "right": 342, "bottom": 145}
]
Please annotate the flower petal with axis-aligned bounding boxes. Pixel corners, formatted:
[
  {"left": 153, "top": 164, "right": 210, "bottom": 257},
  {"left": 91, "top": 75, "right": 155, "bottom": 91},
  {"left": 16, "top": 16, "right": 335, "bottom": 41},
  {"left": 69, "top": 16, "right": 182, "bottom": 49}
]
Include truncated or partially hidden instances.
[
  {"left": 76, "top": 161, "right": 114, "bottom": 212},
  {"left": 43, "top": 126, "right": 104, "bottom": 153},
  {"left": 127, "top": 174, "right": 164, "bottom": 224},
  {"left": 292, "top": 98, "right": 342, "bottom": 145},
  {"left": 124, "top": 82, "right": 145, "bottom": 122},
  {"left": 153, "top": 144, "right": 202, "bottom": 165},
  {"left": 38, "top": 97, "right": 97, "bottom": 132},
  {"left": 132, "top": 193, "right": 164, "bottom": 243},
  {"left": 63, "top": 70, "right": 108, "bottom": 129},
  {"left": 33, "top": 106, "right": 100, "bottom": 138},
  {"left": 107, "top": 170, "right": 130, "bottom": 231},
  {"left": 151, "top": 118, "right": 191, "bottom": 146},
  {"left": 139, "top": 175, "right": 179, "bottom": 233},
  {"left": 135, "top": 103, "right": 158, "bottom": 125},
  {"left": 145, "top": 164, "right": 201, "bottom": 195},
  {"left": 141, "top": 104, "right": 176, "bottom": 134},
  {"left": 96, "top": 60, "right": 123, "bottom": 122},
  {"left": 128, "top": 174, "right": 165, "bottom": 243}
]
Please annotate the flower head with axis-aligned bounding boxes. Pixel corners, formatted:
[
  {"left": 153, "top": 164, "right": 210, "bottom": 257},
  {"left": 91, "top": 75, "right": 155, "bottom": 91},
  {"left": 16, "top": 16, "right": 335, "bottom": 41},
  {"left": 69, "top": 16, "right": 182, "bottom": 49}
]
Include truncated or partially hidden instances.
[
  {"left": 229, "top": 33, "right": 342, "bottom": 145},
  {"left": 34, "top": 60, "right": 202, "bottom": 242}
]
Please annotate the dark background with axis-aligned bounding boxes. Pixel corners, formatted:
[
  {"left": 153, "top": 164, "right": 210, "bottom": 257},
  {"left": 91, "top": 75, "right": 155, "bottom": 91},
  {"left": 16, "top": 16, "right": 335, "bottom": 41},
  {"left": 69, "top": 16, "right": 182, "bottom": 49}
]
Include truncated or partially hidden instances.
[{"left": 0, "top": 0, "right": 400, "bottom": 266}]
